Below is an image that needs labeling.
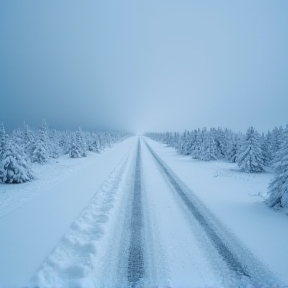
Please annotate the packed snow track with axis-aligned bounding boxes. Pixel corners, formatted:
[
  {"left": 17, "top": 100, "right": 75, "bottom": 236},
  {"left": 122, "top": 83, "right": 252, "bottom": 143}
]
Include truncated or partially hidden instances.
[
  {"left": 127, "top": 140, "right": 145, "bottom": 287},
  {"left": 27, "top": 136, "right": 283, "bottom": 287}
]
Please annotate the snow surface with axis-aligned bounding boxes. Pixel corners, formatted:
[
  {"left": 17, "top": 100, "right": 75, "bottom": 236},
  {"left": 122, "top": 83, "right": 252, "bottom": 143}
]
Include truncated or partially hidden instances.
[
  {"left": 145, "top": 137, "right": 288, "bottom": 284},
  {"left": 32, "top": 140, "right": 138, "bottom": 288},
  {"left": 141, "top": 142, "right": 220, "bottom": 287},
  {"left": 0, "top": 136, "right": 287, "bottom": 287},
  {"left": 0, "top": 137, "right": 135, "bottom": 287}
]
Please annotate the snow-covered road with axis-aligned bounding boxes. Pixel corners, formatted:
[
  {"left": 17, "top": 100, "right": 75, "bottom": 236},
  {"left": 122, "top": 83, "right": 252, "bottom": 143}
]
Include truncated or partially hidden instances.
[
  {"left": 143, "top": 139, "right": 281, "bottom": 287},
  {"left": 0, "top": 136, "right": 286, "bottom": 287}
]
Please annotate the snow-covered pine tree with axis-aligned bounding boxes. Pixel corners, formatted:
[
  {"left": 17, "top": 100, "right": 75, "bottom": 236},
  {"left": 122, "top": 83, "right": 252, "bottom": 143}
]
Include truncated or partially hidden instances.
[
  {"left": 191, "top": 129, "right": 202, "bottom": 160},
  {"left": 0, "top": 126, "right": 33, "bottom": 184},
  {"left": 48, "top": 129, "right": 60, "bottom": 158},
  {"left": 205, "top": 129, "right": 218, "bottom": 161},
  {"left": 185, "top": 130, "right": 196, "bottom": 156},
  {"left": 214, "top": 128, "right": 227, "bottom": 159},
  {"left": 198, "top": 128, "right": 217, "bottom": 161},
  {"left": 185, "top": 131, "right": 194, "bottom": 155},
  {"left": 199, "top": 128, "right": 208, "bottom": 160},
  {"left": 88, "top": 133, "right": 101, "bottom": 153},
  {"left": 0, "top": 122, "right": 7, "bottom": 158},
  {"left": 104, "top": 132, "right": 112, "bottom": 148},
  {"left": 163, "top": 132, "right": 171, "bottom": 146},
  {"left": 58, "top": 130, "right": 71, "bottom": 155},
  {"left": 270, "top": 126, "right": 284, "bottom": 162},
  {"left": 171, "top": 132, "right": 180, "bottom": 149},
  {"left": 188, "top": 130, "right": 197, "bottom": 159},
  {"left": 69, "top": 138, "right": 81, "bottom": 158},
  {"left": 237, "top": 127, "right": 264, "bottom": 172},
  {"left": 79, "top": 128, "right": 87, "bottom": 156},
  {"left": 11, "top": 128, "right": 24, "bottom": 147},
  {"left": 264, "top": 130, "right": 274, "bottom": 166},
  {"left": 31, "top": 120, "right": 50, "bottom": 164},
  {"left": 22, "top": 122, "right": 35, "bottom": 158},
  {"left": 260, "top": 131, "right": 272, "bottom": 166},
  {"left": 178, "top": 130, "right": 191, "bottom": 155},
  {"left": 97, "top": 133, "right": 106, "bottom": 151},
  {"left": 266, "top": 125, "right": 288, "bottom": 211},
  {"left": 226, "top": 134, "right": 240, "bottom": 163},
  {"left": 176, "top": 131, "right": 184, "bottom": 154},
  {"left": 69, "top": 128, "right": 87, "bottom": 158}
]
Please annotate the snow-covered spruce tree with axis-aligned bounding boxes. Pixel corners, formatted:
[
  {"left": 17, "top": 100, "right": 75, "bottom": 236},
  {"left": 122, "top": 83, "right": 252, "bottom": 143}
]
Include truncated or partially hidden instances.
[
  {"left": 203, "top": 129, "right": 218, "bottom": 161},
  {"left": 270, "top": 126, "right": 284, "bottom": 161},
  {"left": 0, "top": 122, "right": 6, "bottom": 157},
  {"left": 48, "top": 129, "right": 61, "bottom": 158},
  {"left": 213, "top": 128, "right": 227, "bottom": 159},
  {"left": 102, "top": 132, "right": 112, "bottom": 148},
  {"left": 263, "top": 130, "right": 274, "bottom": 166},
  {"left": 88, "top": 133, "right": 101, "bottom": 153},
  {"left": 99, "top": 132, "right": 112, "bottom": 151},
  {"left": 31, "top": 120, "right": 50, "bottom": 164},
  {"left": 0, "top": 127, "right": 33, "bottom": 184},
  {"left": 266, "top": 125, "right": 288, "bottom": 211},
  {"left": 96, "top": 133, "right": 105, "bottom": 151},
  {"left": 22, "top": 122, "right": 35, "bottom": 158},
  {"left": 58, "top": 130, "right": 72, "bottom": 155},
  {"left": 237, "top": 127, "right": 264, "bottom": 173},
  {"left": 11, "top": 128, "right": 24, "bottom": 147},
  {"left": 226, "top": 134, "right": 241, "bottom": 163},
  {"left": 188, "top": 130, "right": 197, "bottom": 159},
  {"left": 168, "top": 132, "right": 175, "bottom": 148},
  {"left": 69, "top": 128, "right": 87, "bottom": 158},
  {"left": 199, "top": 128, "right": 208, "bottom": 160},
  {"left": 170, "top": 132, "right": 180, "bottom": 149},
  {"left": 191, "top": 129, "right": 202, "bottom": 160},
  {"left": 167, "top": 132, "right": 175, "bottom": 147},
  {"left": 177, "top": 130, "right": 192, "bottom": 155}
]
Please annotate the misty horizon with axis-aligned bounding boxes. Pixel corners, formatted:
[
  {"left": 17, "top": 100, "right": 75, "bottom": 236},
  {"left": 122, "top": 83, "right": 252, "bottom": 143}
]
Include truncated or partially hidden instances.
[{"left": 1, "top": 0, "right": 287, "bottom": 134}]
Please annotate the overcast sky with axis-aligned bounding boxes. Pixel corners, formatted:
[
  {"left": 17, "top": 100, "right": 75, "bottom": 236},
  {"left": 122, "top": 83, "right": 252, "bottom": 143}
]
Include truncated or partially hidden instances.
[{"left": 0, "top": 0, "right": 287, "bottom": 133}]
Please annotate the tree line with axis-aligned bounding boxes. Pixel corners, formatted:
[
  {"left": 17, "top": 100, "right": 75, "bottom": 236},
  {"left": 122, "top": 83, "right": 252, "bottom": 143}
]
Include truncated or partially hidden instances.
[
  {"left": 0, "top": 120, "right": 130, "bottom": 184},
  {"left": 145, "top": 125, "right": 288, "bottom": 212}
]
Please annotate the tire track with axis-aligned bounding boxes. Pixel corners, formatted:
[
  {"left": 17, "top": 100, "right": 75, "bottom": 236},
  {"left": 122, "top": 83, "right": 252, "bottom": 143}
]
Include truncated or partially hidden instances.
[
  {"left": 127, "top": 140, "right": 145, "bottom": 287},
  {"left": 145, "top": 140, "right": 282, "bottom": 287}
]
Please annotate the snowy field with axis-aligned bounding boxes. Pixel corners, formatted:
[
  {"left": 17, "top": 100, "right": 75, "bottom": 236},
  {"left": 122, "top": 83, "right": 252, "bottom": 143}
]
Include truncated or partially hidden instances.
[
  {"left": 0, "top": 137, "right": 135, "bottom": 287},
  {"left": 0, "top": 136, "right": 287, "bottom": 287},
  {"left": 145, "top": 138, "right": 288, "bottom": 285}
]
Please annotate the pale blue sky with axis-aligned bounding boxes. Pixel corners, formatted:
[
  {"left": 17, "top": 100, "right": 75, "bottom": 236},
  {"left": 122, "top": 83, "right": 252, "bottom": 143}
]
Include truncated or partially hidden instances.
[{"left": 0, "top": 0, "right": 287, "bottom": 133}]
